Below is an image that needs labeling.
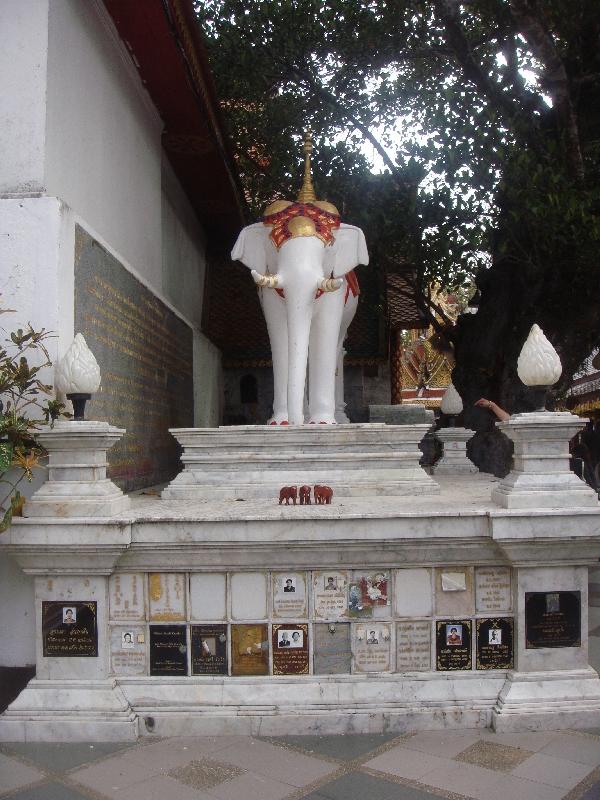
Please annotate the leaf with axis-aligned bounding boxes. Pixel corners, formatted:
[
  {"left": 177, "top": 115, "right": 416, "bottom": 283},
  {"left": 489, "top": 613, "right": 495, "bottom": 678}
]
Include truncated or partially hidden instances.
[{"left": 0, "top": 442, "right": 13, "bottom": 472}]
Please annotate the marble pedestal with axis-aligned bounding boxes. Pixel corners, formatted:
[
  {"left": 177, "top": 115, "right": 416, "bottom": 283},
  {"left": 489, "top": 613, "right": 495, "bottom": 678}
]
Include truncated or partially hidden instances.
[
  {"left": 24, "top": 420, "right": 130, "bottom": 518},
  {"left": 433, "top": 426, "right": 477, "bottom": 475},
  {"left": 492, "top": 412, "right": 599, "bottom": 508},
  {"left": 162, "top": 423, "right": 438, "bottom": 500}
]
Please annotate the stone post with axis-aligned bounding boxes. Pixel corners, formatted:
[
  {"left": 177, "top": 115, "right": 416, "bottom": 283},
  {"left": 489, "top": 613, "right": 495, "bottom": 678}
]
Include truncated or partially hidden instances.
[{"left": 433, "top": 427, "right": 477, "bottom": 474}]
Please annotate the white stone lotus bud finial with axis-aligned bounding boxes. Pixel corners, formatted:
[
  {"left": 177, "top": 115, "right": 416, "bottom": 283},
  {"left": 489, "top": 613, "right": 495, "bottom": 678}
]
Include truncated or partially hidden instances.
[
  {"left": 55, "top": 334, "right": 101, "bottom": 395},
  {"left": 440, "top": 382, "right": 463, "bottom": 416},
  {"left": 517, "top": 324, "right": 562, "bottom": 387}
]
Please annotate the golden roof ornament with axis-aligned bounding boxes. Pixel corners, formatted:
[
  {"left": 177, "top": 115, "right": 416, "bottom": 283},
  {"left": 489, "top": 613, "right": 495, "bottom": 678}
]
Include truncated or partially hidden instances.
[{"left": 262, "top": 131, "right": 340, "bottom": 248}]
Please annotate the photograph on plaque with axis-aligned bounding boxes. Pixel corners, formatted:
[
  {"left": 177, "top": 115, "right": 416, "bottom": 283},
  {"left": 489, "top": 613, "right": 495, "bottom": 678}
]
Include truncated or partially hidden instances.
[
  {"left": 476, "top": 618, "right": 514, "bottom": 670},
  {"left": 110, "top": 626, "right": 146, "bottom": 675},
  {"left": 272, "top": 624, "right": 309, "bottom": 675},
  {"left": 42, "top": 601, "right": 98, "bottom": 658},
  {"left": 231, "top": 624, "right": 269, "bottom": 676},
  {"left": 475, "top": 567, "right": 511, "bottom": 613},
  {"left": 396, "top": 621, "right": 431, "bottom": 672},
  {"left": 436, "top": 619, "right": 472, "bottom": 670},
  {"left": 191, "top": 625, "right": 228, "bottom": 675},
  {"left": 525, "top": 591, "right": 581, "bottom": 648},
  {"left": 109, "top": 573, "right": 145, "bottom": 622},
  {"left": 273, "top": 572, "right": 307, "bottom": 618},
  {"left": 313, "top": 623, "right": 352, "bottom": 674},
  {"left": 148, "top": 573, "right": 186, "bottom": 621},
  {"left": 353, "top": 623, "right": 392, "bottom": 673},
  {"left": 149, "top": 625, "right": 188, "bottom": 676},
  {"left": 313, "top": 570, "right": 349, "bottom": 619}
]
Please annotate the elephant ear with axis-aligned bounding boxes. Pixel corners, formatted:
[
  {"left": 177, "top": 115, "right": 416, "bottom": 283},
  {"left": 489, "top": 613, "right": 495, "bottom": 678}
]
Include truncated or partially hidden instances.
[
  {"left": 326, "top": 224, "right": 369, "bottom": 277},
  {"left": 231, "top": 223, "right": 277, "bottom": 273}
]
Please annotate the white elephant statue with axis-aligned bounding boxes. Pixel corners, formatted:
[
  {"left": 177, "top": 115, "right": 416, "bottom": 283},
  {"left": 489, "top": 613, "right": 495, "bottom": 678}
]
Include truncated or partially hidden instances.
[{"left": 231, "top": 133, "right": 369, "bottom": 425}]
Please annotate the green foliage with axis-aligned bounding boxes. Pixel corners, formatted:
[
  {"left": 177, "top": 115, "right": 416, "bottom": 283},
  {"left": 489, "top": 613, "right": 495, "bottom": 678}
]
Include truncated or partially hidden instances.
[{"left": 0, "top": 305, "right": 70, "bottom": 532}]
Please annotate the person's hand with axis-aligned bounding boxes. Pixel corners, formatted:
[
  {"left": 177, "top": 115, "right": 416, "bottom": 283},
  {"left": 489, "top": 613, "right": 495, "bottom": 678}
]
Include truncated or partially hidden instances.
[{"left": 475, "top": 398, "right": 493, "bottom": 409}]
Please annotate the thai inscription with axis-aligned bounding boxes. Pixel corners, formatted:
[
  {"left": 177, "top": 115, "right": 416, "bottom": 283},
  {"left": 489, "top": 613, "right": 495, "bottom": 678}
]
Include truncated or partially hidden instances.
[
  {"left": 313, "top": 571, "right": 348, "bottom": 619},
  {"left": 476, "top": 618, "right": 514, "bottom": 670},
  {"left": 396, "top": 621, "right": 431, "bottom": 672},
  {"left": 353, "top": 623, "right": 392, "bottom": 672},
  {"left": 149, "top": 625, "right": 188, "bottom": 676},
  {"left": 475, "top": 567, "right": 511, "bottom": 613},
  {"left": 525, "top": 591, "right": 581, "bottom": 648},
  {"left": 74, "top": 226, "right": 193, "bottom": 491},
  {"left": 273, "top": 573, "right": 307, "bottom": 618},
  {"left": 109, "top": 573, "right": 145, "bottom": 621},
  {"left": 42, "top": 601, "right": 98, "bottom": 657},
  {"left": 272, "top": 624, "right": 309, "bottom": 675},
  {"left": 231, "top": 624, "right": 269, "bottom": 676},
  {"left": 191, "top": 625, "right": 228, "bottom": 675},
  {"left": 110, "top": 626, "right": 146, "bottom": 675},
  {"left": 436, "top": 619, "right": 472, "bottom": 670},
  {"left": 148, "top": 573, "right": 186, "bottom": 621}
]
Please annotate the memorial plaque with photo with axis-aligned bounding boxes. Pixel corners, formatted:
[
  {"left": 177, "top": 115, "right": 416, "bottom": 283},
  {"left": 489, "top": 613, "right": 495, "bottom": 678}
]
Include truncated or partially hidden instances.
[
  {"left": 353, "top": 623, "right": 392, "bottom": 673},
  {"left": 476, "top": 618, "right": 514, "bottom": 670},
  {"left": 313, "top": 571, "right": 348, "bottom": 619},
  {"left": 42, "top": 601, "right": 98, "bottom": 658},
  {"left": 231, "top": 624, "right": 269, "bottom": 676},
  {"left": 396, "top": 621, "right": 431, "bottom": 672},
  {"left": 525, "top": 591, "right": 581, "bottom": 648},
  {"left": 313, "top": 623, "right": 352, "bottom": 674},
  {"left": 148, "top": 573, "right": 185, "bottom": 621},
  {"left": 272, "top": 624, "right": 309, "bottom": 675},
  {"left": 349, "top": 571, "right": 391, "bottom": 619},
  {"left": 74, "top": 226, "right": 193, "bottom": 492},
  {"left": 191, "top": 625, "right": 228, "bottom": 675},
  {"left": 109, "top": 573, "right": 145, "bottom": 621},
  {"left": 149, "top": 625, "right": 188, "bottom": 676},
  {"left": 273, "top": 573, "right": 307, "bottom": 618},
  {"left": 436, "top": 620, "right": 472, "bottom": 671},
  {"left": 110, "top": 626, "right": 146, "bottom": 675},
  {"left": 475, "top": 567, "right": 511, "bottom": 613}
]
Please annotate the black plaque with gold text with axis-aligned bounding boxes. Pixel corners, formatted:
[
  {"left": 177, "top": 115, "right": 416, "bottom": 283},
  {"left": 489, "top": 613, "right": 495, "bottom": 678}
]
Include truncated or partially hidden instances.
[
  {"left": 436, "top": 619, "right": 472, "bottom": 671},
  {"left": 191, "top": 625, "right": 228, "bottom": 675},
  {"left": 525, "top": 591, "right": 581, "bottom": 648},
  {"left": 42, "top": 601, "right": 98, "bottom": 657},
  {"left": 272, "top": 624, "right": 309, "bottom": 675},
  {"left": 476, "top": 618, "right": 514, "bottom": 670},
  {"left": 74, "top": 226, "right": 193, "bottom": 491},
  {"left": 149, "top": 625, "right": 188, "bottom": 676}
]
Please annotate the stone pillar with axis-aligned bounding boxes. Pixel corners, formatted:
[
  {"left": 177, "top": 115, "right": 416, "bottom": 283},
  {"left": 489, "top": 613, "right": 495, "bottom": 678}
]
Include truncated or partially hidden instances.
[
  {"left": 491, "top": 412, "right": 599, "bottom": 508},
  {"left": 24, "top": 420, "right": 131, "bottom": 518},
  {"left": 433, "top": 427, "right": 477, "bottom": 474},
  {"left": 390, "top": 328, "right": 403, "bottom": 405},
  {"left": 334, "top": 347, "right": 350, "bottom": 423}
]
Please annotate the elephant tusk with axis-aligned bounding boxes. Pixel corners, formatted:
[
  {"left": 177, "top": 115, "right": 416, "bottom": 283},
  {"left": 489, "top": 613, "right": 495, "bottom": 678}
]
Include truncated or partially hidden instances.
[
  {"left": 251, "top": 270, "right": 280, "bottom": 289},
  {"left": 318, "top": 277, "right": 343, "bottom": 292}
]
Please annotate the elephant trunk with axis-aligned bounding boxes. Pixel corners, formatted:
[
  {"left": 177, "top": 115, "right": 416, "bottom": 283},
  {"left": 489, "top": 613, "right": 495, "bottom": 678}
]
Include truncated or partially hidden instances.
[{"left": 285, "top": 285, "right": 314, "bottom": 425}]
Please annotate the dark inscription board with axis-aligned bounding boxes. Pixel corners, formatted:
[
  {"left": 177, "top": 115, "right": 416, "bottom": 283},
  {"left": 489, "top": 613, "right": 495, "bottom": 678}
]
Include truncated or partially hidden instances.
[
  {"left": 231, "top": 625, "right": 269, "bottom": 676},
  {"left": 191, "top": 625, "right": 228, "bottom": 675},
  {"left": 150, "top": 625, "right": 188, "bottom": 676},
  {"left": 42, "top": 601, "right": 98, "bottom": 657},
  {"left": 74, "top": 226, "right": 193, "bottom": 491},
  {"left": 476, "top": 618, "right": 514, "bottom": 670},
  {"left": 314, "top": 623, "right": 351, "bottom": 674},
  {"left": 436, "top": 620, "right": 472, "bottom": 671},
  {"left": 525, "top": 591, "right": 581, "bottom": 648},
  {"left": 272, "top": 624, "right": 309, "bottom": 675}
]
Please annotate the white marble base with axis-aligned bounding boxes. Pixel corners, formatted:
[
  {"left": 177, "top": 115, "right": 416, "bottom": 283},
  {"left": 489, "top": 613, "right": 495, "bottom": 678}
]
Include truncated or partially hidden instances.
[
  {"left": 433, "top": 427, "right": 477, "bottom": 475},
  {"left": 492, "top": 412, "right": 599, "bottom": 509},
  {"left": 163, "top": 423, "right": 438, "bottom": 499},
  {"left": 24, "top": 421, "right": 131, "bottom": 518},
  {"left": 0, "top": 679, "right": 139, "bottom": 742},
  {"left": 492, "top": 668, "right": 600, "bottom": 732}
]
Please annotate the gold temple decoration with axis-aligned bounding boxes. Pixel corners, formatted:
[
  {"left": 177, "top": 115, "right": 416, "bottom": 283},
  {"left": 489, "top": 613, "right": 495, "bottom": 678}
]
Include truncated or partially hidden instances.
[{"left": 263, "top": 131, "right": 340, "bottom": 247}]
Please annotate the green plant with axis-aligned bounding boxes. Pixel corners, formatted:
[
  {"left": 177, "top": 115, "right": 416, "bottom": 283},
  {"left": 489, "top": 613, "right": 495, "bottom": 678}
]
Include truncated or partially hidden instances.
[{"left": 0, "top": 305, "right": 70, "bottom": 532}]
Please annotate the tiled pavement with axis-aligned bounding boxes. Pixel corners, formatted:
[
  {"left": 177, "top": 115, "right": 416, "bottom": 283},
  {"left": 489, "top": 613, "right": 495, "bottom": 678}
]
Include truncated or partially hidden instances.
[
  {"left": 1, "top": 728, "right": 600, "bottom": 800},
  {"left": 1, "top": 572, "right": 599, "bottom": 800}
]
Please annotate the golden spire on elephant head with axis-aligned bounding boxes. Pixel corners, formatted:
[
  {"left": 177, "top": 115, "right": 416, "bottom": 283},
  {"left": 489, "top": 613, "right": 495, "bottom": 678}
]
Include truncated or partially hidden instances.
[{"left": 262, "top": 131, "right": 340, "bottom": 247}]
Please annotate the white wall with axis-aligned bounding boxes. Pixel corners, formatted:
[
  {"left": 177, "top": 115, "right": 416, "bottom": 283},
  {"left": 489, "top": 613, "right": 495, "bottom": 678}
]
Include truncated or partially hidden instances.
[{"left": 0, "top": 0, "right": 49, "bottom": 193}]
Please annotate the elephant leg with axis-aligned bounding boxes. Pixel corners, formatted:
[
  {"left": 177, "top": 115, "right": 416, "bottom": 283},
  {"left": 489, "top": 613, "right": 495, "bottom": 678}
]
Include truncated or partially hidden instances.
[
  {"left": 334, "top": 291, "right": 358, "bottom": 423},
  {"left": 260, "top": 288, "right": 289, "bottom": 424},
  {"left": 308, "top": 294, "right": 345, "bottom": 424}
]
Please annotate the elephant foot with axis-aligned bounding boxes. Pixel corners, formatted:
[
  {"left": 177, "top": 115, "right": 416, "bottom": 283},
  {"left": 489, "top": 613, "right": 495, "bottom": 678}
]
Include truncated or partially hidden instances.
[
  {"left": 308, "top": 419, "right": 337, "bottom": 425},
  {"left": 268, "top": 418, "right": 289, "bottom": 426}
]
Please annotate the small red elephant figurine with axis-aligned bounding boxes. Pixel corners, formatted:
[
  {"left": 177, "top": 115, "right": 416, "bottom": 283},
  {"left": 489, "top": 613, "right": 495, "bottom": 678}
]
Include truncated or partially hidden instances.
[
  {"left": 299, "top": 485, "right": 312, "bottom": 505},
  {"left": 279, "top": 485, "right": 298, "bottom": 505},
  {"left": 314, "top": 485, "right": 333, "bottom": 504}
]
